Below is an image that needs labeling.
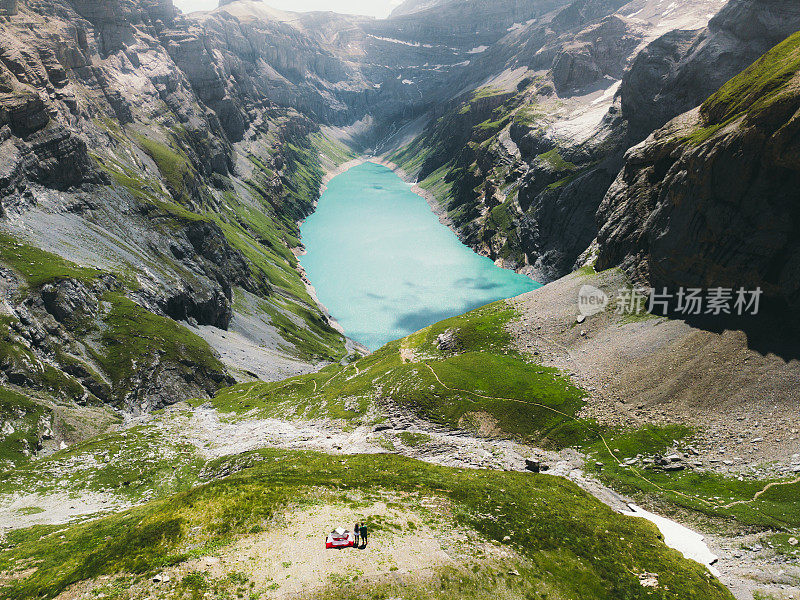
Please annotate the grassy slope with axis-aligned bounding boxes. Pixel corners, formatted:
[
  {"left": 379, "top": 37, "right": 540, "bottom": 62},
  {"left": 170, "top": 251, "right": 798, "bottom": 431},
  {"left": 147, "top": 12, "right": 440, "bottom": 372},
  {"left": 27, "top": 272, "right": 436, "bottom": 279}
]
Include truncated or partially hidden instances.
[
  {"left": 1, "top": 292, "right": 796, "bottom": 598},
  {"left": 688, "top": 30, "right": 800, "bottom": 144},
  {"left": 701, "top": 30, "right": 800, "bottom": 125},
  {"left": 0, "top": 238, "right": 227, "bottom": 399},
  {"left": 91, "top": 293, "right": 228, "bottom": 394},
  {"left": 201, "top": 296, "right": 800, "bottom": 532},
  {"left": 0, "top": 422, "right": 205, "bottom": 502},
  {"left": 388, "top": 85, "right": 583, "bottom": 266},
  {"left": 0, "top": 387, "right": 46, "bottom": 465},
  {"left": 0, "top": 449, "right": 732, "bottom": 600},
  {"left": 0, "top": 233, "right": 101, "bottom": 288},
  {"left": 200, "top": 302, "right": 590, "bottom": 447},
  {"left": 99, "top": 120, "right": 350, "bottom": 362},
  {"left": 584, "top": 425, "right": 800, "bottom": 531},
  {"left": 0, "top": 119, "right": 357, "bottom": 459},
  {"left": 0, "top": 239, "right": 104, "bottom": 431}
]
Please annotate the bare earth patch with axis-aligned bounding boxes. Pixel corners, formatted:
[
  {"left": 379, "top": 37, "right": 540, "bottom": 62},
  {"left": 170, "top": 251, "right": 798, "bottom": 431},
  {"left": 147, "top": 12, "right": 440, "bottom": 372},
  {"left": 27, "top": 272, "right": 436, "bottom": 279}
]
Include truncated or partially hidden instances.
[
  {"left": 55, "top": 493, "right": 522, "bottom": 600},
  {"left": 203, "top": 498, "right": 472, "bottom": 597},
  {"left": 458, "top": 411, "right": 503, "bottom": 437}
]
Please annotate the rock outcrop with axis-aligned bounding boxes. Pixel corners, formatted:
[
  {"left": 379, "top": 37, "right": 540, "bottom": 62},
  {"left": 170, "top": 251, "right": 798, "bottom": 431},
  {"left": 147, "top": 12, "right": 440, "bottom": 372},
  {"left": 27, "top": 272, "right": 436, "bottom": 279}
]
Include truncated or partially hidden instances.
[
  {"left": 389, "top": 0, "right": 800, "bottom": 285},
  {"left": 614, "top": 0, "right": 800, "bottom": 146},
  {"left": 0, "top": 0, "right": 355, "bottom": 430},
  {"left": 0, "top": 0, "right": 18, "bottom": 15},
  {"left": 595, "top": 30, "right": 800, "bottom": 313},
  {"left": 552, "top": 15, "right": 641, "bottom": 94},
  {"left": 2, "top": 0, "right": 799, "bottom": 458}
]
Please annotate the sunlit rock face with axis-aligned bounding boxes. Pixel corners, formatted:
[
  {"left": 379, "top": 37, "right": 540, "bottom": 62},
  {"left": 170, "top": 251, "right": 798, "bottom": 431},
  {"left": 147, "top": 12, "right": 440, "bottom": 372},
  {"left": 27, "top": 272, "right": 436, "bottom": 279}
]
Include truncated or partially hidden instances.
[
  {"left": 383, "top": 0, "right": 800, "bottom": 291},
  {"left": 616, "top": 0, "right": 800, "bottom": 146},
  {"left": 1, "top": 0, "right": 800, "bottom": 423}
]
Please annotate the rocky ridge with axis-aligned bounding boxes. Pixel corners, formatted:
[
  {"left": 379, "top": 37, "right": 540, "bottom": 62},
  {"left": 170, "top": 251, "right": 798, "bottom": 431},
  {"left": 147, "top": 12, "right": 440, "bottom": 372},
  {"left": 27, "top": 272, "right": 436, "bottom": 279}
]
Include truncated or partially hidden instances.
[
  {"left": 388, "top": 0, "right": 800, "bottom": 296},
  {"left": 0, "top": 0, "right": 362, "bottom": 465},
  {"left": 596, "top": 29, "right": 800, "bottom": 314},
  {"left": 1, "top": 0, "right": 800, "bottom": 470}
]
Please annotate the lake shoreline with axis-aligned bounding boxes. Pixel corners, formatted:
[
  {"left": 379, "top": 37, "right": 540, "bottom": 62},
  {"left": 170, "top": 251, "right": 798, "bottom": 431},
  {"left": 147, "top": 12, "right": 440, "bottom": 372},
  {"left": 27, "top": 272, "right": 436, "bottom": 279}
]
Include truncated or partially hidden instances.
[
  {"left": 320, "top": 157, "right": 369, "bottom": 193},
  {"left": 301, "top": 159, "right": 538, "bottom": 350},
  {"left": 371, "top": 157, "right": 457, "bottom": 231},
  {"left": 288, "top": 156, "right": 375, "bottom": 361},
  {"left": 321, "top": 154, "right": 457, "bottom": 231}
]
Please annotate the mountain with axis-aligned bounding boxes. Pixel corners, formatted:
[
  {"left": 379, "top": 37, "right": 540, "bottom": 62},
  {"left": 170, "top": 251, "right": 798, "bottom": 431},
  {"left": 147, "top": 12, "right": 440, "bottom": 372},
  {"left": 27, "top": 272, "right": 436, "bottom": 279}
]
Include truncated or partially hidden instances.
[
  {"left": 0, "top": 0, "right": 362, "bottom": 456},
  {"left": 389, "top": 0, "right": 441, "bottom": 17},
  {"left": 596, "top": 29, "right": 800, "bottom": 313},
  {"left": 1, "top": 0, "right": 800, "bottom": 598},
  {"left": 382, "top": 0, "right": 570, "bottom": 48},
  {"left": 0, "top": 0, "right": 797, "bottom": 466},
  {"left": 389, "top": 0, "right": 800, "bottom": 289},
  {"left": 0, "top": 0, "right": 797, "bottom": 461}
]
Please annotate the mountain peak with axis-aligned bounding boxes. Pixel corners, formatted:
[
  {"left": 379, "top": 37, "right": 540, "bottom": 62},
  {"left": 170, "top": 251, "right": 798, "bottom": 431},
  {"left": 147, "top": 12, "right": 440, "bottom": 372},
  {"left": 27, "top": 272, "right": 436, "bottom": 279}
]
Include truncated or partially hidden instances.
[{"left": 219, "top": 0, "right": 261, "bottom": 7}]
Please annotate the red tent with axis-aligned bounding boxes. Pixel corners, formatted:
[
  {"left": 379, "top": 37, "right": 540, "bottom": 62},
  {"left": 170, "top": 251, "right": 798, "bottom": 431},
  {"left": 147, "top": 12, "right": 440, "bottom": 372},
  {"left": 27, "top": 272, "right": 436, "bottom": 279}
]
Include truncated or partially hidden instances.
[{"left": 325, "top": 527, "right": 355, "bottom": 549}]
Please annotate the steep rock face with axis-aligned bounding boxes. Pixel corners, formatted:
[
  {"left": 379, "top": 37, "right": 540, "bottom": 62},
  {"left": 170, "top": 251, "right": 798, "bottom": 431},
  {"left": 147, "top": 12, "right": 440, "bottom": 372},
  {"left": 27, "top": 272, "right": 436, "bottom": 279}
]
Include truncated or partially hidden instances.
[
  {"left": 457, "top": 0, "right": 632, "bottom": 91},
  {"left": 391, "top": 0, "right": 800, "bottom": 284},
  {"left": 378, "top": 0, "right": 570, "bottom": 48},
  {"left": 615, "top": 0, "right": 800, "bottom": 145},
  {"left": 178, "top": 7, "right": 362, "bottom": 128},
  {"left": 0, "top": 0, "right": 352, "bottom": 429},
  {"left": 388, "top": 0, "right": 664, "bottom": 281},
  {"left": 596, "top": 31, "right": 800, "bottom": 311},
  {"left": 551, "top": 15, "right": 641, "bottom": 93}
]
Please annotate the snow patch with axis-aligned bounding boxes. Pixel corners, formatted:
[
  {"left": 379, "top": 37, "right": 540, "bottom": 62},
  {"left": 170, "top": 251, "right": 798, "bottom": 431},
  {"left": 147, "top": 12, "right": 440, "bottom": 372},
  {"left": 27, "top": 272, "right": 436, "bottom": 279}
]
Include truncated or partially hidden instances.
[
  {"left": 368, "top": 34, "right": 434, "bottom": 49},
  {"left": 591, "top": 79, "right": 621, "bottom": 105},
  {"left": 622, "top": 504, "right": 720, "bottom": 576},
  {"left": 507, "top": 18, "right": 536, "bottom": 32}
]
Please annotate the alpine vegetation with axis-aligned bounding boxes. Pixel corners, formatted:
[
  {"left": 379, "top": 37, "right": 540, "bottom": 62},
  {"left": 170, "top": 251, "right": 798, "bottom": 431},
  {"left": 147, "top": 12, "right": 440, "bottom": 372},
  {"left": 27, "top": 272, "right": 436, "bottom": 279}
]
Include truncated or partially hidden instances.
[{"left": 0, "top": 1, "right": 799, "bottom": 599}]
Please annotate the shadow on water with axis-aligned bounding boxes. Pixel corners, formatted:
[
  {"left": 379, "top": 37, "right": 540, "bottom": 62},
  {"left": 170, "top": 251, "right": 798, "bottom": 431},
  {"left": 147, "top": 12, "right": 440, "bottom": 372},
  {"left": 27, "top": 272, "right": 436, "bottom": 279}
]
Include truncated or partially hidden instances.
[
  {"left": 394, "top": 299, "right": 491, "bottom": 333},
  {"left": 394, "top": 308, "right": 464, "bottom": 332},
  {"left": 455, "top": 276, "right": 504, "bottom": 291},
  {"left": 300, "top": 161, "right": 539, "bottom": 350}
]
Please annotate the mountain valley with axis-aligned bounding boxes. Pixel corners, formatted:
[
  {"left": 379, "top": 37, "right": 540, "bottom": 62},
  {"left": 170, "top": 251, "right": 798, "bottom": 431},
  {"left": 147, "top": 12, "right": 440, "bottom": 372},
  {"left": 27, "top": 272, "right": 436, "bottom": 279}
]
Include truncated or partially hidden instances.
[{"left": 1, "top": 0, "right": 799, "bottom": 598}]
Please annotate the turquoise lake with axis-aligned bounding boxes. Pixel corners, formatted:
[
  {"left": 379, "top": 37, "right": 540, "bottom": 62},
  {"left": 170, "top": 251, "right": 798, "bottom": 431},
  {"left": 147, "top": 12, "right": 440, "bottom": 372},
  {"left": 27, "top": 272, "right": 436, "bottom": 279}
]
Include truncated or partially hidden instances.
[{"left": 299, "top": 162, "right": 540, "bottom": 350}]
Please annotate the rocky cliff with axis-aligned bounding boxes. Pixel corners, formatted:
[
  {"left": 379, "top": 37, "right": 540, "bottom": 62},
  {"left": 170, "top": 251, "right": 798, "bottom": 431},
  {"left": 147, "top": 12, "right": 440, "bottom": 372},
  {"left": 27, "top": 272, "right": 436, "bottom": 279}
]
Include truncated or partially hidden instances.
[
  {"left": 388, "top": 0, "right": 800, "bottom": 285},
  {"left": 0, "top": 0, "right": 360, "bottom": 465},
  {"left": 596, "top": 30, "right": 800, "bottom": 314},
  {"left": 613, "top": 0, "right": 800, "bottom": 146},
  {"left": 2, "top": 0, "right": 800, "bottom": 466},
  {"left": 388, "top": 0, "right": 725, "bottom": 280}
]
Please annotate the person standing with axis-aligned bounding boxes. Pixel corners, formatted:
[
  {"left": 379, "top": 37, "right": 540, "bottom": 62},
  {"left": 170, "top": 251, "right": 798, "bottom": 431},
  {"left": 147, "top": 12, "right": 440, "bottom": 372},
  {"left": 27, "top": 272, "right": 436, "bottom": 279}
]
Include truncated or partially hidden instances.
[
  {"left": 353, "top": 522, "right": 360, "bottom": 547},
  {"left": 359, "top": 522, "right": 368, "bottom": 548}
]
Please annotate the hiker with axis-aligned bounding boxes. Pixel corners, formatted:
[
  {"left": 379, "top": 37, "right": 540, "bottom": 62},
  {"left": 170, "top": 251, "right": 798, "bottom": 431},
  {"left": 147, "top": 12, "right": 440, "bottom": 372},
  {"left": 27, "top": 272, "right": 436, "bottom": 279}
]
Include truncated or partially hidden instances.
[
  {"left": 353, "top": 522, "right": 360, "bottom": 547},
  {"left": 359, "top": 522, "right": 368, "bottom": 548}
]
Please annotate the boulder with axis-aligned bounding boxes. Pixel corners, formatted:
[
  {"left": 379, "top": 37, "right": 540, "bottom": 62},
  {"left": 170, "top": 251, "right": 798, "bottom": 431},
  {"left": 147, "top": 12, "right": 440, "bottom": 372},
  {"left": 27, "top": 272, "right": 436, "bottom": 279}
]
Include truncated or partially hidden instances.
[
  {"left": 40, "top": 279, "right": 98, "bottom": 326},
  {"left": 436, "top": 328, "right": 461, "bottom": 353}
]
